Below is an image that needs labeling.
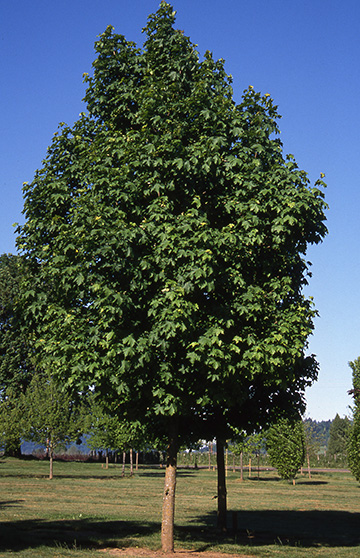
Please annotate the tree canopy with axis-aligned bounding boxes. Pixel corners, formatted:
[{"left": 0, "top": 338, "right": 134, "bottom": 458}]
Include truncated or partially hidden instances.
[{"left": 17, "top": 2, "right": 327, "bottom": 550}]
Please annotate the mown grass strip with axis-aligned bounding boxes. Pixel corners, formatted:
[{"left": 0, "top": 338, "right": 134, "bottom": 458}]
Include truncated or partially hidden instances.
[{"left": 0, "top": 458, "right": 360, "bottom": 557}]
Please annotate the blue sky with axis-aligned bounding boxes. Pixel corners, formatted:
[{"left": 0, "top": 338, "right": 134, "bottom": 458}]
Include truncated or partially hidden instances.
[{"left": 1, "top": 1, "right": 359, "bottom": 421}]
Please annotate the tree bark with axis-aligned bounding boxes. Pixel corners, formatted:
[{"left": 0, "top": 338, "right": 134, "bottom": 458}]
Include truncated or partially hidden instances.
[
  {"left": 49, "top": 450, "right": 54, "bottom": 480},
  {"left": 130, "top": 448, "right": 134, "bottom": 476},
  {"left": 161, "top": 422, "right": 179, "bottom": 553},
  {"left": 216, "top": 437, "right": 227, "bottom": 531},
  {"left": 122, "top": 451, "right": 126, "bottom": 477}
]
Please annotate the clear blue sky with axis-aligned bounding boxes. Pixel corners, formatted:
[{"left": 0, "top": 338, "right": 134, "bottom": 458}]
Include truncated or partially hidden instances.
[{"left": 1, "top": 0, "right": 359, "bottom": 421}]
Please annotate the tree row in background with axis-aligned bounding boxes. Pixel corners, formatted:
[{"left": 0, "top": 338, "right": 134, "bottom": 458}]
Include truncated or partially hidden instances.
[{"left": 0, "top": 372, "right": 151, "bottom": 480}]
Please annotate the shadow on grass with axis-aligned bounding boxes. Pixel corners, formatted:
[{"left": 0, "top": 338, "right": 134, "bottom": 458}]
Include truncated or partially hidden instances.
[
  {"left": 0, "top": 467, "right": 195, "bottom": 481},
  {"left": 186, "top": 509, "right": 360, "bottom": 548},
  {"left": 0, "top": 518, "right": 160, "bottom": 553},
  {"left": 295, "top": 480, "right": 329, "bottom": 486},
  {"left": 242, "top": 476, "right": 329, "bottom": 486},
  {"left": 0, "top": 499, "right": 25, "bottom": 509},
  {"left": 246, "top": 476, "right": 281, "bottom": 483},
  {"left": 0, "top": 473, "right": 142, "bottom": 480},
  {"left": 2, "top": 509, "right": 360, "bottom": 553}
]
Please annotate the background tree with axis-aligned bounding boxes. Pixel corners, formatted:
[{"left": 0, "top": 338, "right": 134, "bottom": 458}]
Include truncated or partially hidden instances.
[
  {"left": 86, "top": 395, "right": 145, "bottom": 472},
  {"left": 22, "top": 373, "right": 85, "bottom": 479},
  {"left": 228, "top": 430, "right": 247, "bottom": 480},
  {"left": 17, "top": 2, "right": 327, "bottom": 551},
  {"left": 303, "top": 417, "right": 331, "bottom": 456},
  {"left": 266, "top": 418, "right": 305, "bottom": 485},
  {"left": 327, "top": 413, "right": 350, "bottom": 462},
  {"left": 245, "top": 431, "right": 266, "bottom": 479},
  {"left": 347, "top": 357, "right": 360, "bottom": 481},
  {"left": 303, "top": 420, "right": 321, "bottom": 477},
  {"left": 86, "top": 401, "right": 121, "bottom": 469},
  {"left": 0, "top": 254, "right": 35, "bottom": 455},
  {"left": 0, "top": 388, "right": 25, "bottom": 455}
]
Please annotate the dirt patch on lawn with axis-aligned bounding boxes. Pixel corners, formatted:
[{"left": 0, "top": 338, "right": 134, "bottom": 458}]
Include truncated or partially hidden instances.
[{"left": 100, "top": 548, "right": 254, "bottom": 558}]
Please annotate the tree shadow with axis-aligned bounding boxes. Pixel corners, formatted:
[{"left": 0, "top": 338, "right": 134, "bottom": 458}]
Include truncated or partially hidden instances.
[
  {"left": 0, "top": 500, "right": 25, "bottom": 509},
  {"left": 296, "top": 480, "right": 328, "bottom": 486},
  {"left": 0, "top": 472, "right": 140, "bottom": 480},
  {"left": 186, "top": 509, "right": 360, "bottom": 548},
  {"left": 246, "top": 476, "right": 281, "bottom": 482},
  {"left": 241, "top": 475, "right": 329, "bottom": 486},
  {"left": 0, "top": 518, "right": 160, "bottom": 553},
  {"left": 2, "top": 509, "right": 360, "bottom": 554}
]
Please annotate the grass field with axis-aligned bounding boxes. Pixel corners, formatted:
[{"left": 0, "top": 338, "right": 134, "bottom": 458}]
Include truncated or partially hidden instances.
[{"left": 1, "top": 457, "right": 360, "bottom": 558}]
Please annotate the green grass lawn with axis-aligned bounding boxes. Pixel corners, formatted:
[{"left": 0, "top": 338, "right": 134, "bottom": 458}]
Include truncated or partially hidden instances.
[{"left": 0, "top": 457, "right": 360, "bottom": 557}]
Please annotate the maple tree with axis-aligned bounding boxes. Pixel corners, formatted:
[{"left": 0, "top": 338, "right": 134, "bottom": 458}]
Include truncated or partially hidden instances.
[{"left": 17, "top": 2, "right": 327, "bottom": 550}]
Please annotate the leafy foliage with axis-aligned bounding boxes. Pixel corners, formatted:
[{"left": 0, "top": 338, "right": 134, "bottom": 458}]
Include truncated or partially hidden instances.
[
  {"left": 0, "top": 254, "right": 34, "bottom": 396},
  {"left": 0, "top": 254, "right": 36, "bottom": 455},
  {"left": 22, "top": 373, "right": 85, "bottom": 460},
  {"left": 85, "top": 395, "right": 145, "bottom": 454},
  {"left": 17, "top": 3, "right": 327, "bottom": 438},
  {"left": 266, "top": 418, "right": 305, "bottom": 482},
  {"left": 16, "top": 1, "right": 327, "bottom": 544},
  {"left": 347, "top": 357, "right": 360, "bottom": 481},
  {"left": 0, "top": 388, "right": 25, "bottom": 455}
]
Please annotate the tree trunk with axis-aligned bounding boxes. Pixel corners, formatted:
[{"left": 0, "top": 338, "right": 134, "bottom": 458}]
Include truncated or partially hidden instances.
[
  {"left": 105, "top": 451, "right": 109, "bottom": 470},
  {"left": 49, "top": 450, "right": 54, "bottom": 480},
  {"left": 307, "top": 450, "right": 311, "bottom": 479},
  {"left": 161, "top": 422, "right": 179, "bottom": 553},
  {"left": 240, "top": 451, "right": 243, "bottom": 482},
  {"left": 122, "top": 451, "right": 126, "bottom": 477},
  {"left": 130, "top": 448, "right": 133, "bottom": 476},
  {"left": 136, "top": 451, "right": 139, "bottom": 472},
  {"left": 216, "top": 437, "right": 227, "bottom": 531}
]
